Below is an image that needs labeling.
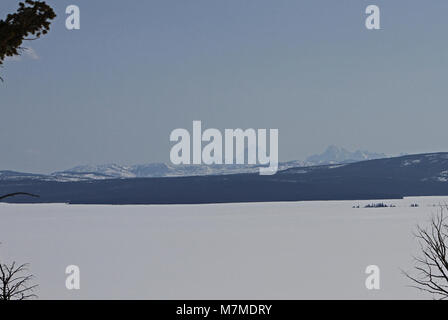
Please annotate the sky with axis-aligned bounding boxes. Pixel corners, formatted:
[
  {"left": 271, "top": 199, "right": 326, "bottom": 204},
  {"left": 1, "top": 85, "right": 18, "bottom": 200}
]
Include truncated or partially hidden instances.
[{"left": 1, "top": 0, "right": 448, "bottom": 173}]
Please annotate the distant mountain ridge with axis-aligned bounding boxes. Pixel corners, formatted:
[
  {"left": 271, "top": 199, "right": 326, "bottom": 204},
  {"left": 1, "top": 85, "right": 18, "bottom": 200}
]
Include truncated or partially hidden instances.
[
  {"left": 305, "top": 145, "right": 386, "bottom": 165},
  {"left": 0, "top": 146, "right": 386, "bottom": 182},
  {"left": 1, "top": 152, "right": 448, "bottom": 204}
]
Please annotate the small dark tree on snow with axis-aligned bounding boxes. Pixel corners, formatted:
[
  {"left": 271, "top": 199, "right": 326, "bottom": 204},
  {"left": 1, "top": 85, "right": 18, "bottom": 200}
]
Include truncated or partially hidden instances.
[
  {"left": 0, "top": 245, "right": 38, "bottom": 300},
  {"left": 404, "top": 206, "right": 448, "bottom": 299},
  {"left": 0, "top": 262, "right": 38, "bottom": 300}
]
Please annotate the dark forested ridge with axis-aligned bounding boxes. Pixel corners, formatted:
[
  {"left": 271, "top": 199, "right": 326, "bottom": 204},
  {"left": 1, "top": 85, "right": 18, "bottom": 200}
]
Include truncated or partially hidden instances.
[{"left": 1, "top": 153, "right": 448, "bottom": 204}]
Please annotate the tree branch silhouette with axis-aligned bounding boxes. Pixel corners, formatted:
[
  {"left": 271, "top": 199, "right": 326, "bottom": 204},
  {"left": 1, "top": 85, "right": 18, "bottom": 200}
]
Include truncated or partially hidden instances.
[
  {"left": 0, "top": 244, "right": 38, "bottom": 300},
  {"left": 0, "top": 262, "right": 38, "bottom": 300},
  {"left": 403, "top": 206, "right": 448, "bottom": 300},
  {"left": 0, "top": 0, "right": 56, "bottom": 81},
  {"left": 0, "top": 193, "right": 39, "bottom": 201}
]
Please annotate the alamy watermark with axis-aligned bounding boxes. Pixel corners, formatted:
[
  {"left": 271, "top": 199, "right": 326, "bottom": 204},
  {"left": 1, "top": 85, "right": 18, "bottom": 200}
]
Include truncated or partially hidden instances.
[
  {"left": 365, "top": 5, "right": 380, "bottom": 30},
  {"left": 365, "top": 265, "right": 380, "bottom": 290},
  {"left": 65, "top": 5, "right": 80, "bottom": 30},
  {"left": 170, "top": 121, "right": 278, "bottom": 175},
  {"left": 65, "top": 265, "right": 80, "bottom": 290}
]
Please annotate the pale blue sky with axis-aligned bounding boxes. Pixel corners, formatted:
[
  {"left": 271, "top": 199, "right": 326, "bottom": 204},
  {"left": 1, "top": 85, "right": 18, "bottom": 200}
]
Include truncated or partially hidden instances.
[{"left": 1, "top": 0, "right": 448, "bottom": 173}]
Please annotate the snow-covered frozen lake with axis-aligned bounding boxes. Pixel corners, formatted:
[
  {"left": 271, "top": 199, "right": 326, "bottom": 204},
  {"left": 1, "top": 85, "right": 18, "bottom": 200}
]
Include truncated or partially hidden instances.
[{"left": 1, "top": 196, "right": 448, "bottom": 299}]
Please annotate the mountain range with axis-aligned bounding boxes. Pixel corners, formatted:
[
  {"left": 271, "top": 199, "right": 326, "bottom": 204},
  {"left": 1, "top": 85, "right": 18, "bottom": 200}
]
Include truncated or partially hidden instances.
[
  {"left": 0, "top": 146, "right": 388, "bottom": 182},
  {"left": 1, "top": 151, "right": 447, "bottom": 204}
]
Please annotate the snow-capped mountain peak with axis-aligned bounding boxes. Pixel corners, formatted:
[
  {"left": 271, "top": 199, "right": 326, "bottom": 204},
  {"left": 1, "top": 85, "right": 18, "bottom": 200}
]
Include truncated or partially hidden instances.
[{"left": 305, "top": 145, "right": 386, "bottom": 165}]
